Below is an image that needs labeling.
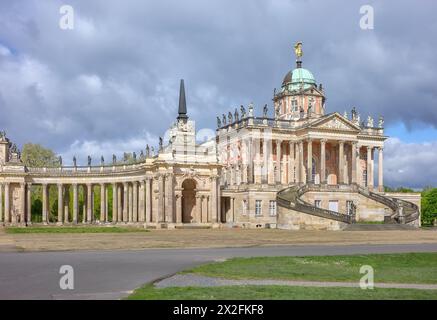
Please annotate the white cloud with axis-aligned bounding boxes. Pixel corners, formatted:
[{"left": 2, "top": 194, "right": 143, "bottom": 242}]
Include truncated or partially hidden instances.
[{"left": 384, "top": 137, "right": 437, "bottom": 188}]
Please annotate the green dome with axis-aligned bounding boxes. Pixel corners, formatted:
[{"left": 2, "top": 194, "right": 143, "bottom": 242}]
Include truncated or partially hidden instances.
[{"left": 282, "top": 67, "right": 316, "bottom": 91}]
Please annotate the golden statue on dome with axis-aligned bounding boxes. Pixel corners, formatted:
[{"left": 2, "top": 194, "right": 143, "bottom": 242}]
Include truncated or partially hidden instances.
[{"left": 294, "top": 42, "right": 303, "bottom": 59}]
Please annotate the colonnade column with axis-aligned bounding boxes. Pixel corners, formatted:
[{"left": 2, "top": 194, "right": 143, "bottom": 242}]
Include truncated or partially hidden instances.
[
  {"left": 276, "top": 140, "right": 282, "bottom": 184},
  {"left": 338, "top": 141, "right": 344, "bottom": 184},
  {"left": 351, "top": 142, "right": 357, "bottom": 184},
  {"left": 26, "top": 183, "right": 32, "bottom": 224},
  {"left": 20, "top": 183, "right": 26, "bottom": 224},
  {"left": 57, "top": 184, "right": 63, "bottom": 225},
  {"left": 4, "top": 183, "right": 10, "bottom": 223},
  {"left": 297, "top": 141, "right": 303, "bottom": 184},
  {"left": 112, "top": 183, "right": 118, "bottom": 223},
  {"left": 132, "top": 181, "right": 138, "bottom": 222},
  {"left": 100, "top": 183, "right": 106, "bottom": 222},
  {"left": 145, "top": 178, "right": 151, "bottom": 223},
  {"left": 378, "top": 147, "right": 384, "bottom": 192},
  {"left": 263, "top": 138, "right": 268, "bottom": 184},
  {"left": 158, "top": 175, "right": 164, "bottom": 222},
  {"left": 288, "top": 141, "right": 294, "bottom": 184},
  {"left": 128, "top": 183, "right": 133, "bottom": 222},
  {"left": 367, "top": 146, "right": 373, "bottom": 190},
  {"left": 320, "top": 139, "right": 326, "bottom": 184},
  {"left": 176, "top": 194, "right": 182, "bottom": 223},
  {"left": 139, "top": 181, "right": 145, "bottom": 222},
  {"left": 87, "top": 183, "right": 93, "bottom": 223},
  {"left": 307, "top": 139, "right": 313, "bottom": 183},
  {"left": 166, "top": 174, "right": 174, "bottom": 223},
  {"left": 117, "top": 185, "right": 122, "bottom": 222},
  {"left": 42, "top": 184, "right": 48, "bottom": 224},
  {"left": 210, "top": 176, "right": 218, "bottom": 223},
  {"left": 72, "top": 184, "right": 78, "bottom": 224}
]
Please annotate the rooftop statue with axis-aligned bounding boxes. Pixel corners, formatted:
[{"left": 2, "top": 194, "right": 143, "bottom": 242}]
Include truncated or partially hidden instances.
[
  {"left": 87, "top": 155, "right": 92, "bottom": 166},
  {"left": 248, "top": 103, "right": 254, "bottom": 117},
  {"left": 146, "top": 145, "right": 150, "bottom": 157},
  {"left": 58, "top": 156, "right": 62, "bottom": 167},
  {"left": 101, "top": 156, "right": 104, "bottom": 165},
  {"left": 378, "top": 116, "right": 384, "bottom": 128},
  {"left": 234, "top": 108, "right": 239, "bottom": 122},
  {"left": 112, "top": 154, "right": 116, "bottom": 164},
  {"left": 240, "top": 105, "right": 246, "bottom": 118},
  {"left": 367, "top": 116, "right": 374, "bottom": 128},
  {"left": 263, "top": 104, "right": 268, "bottom": 118},
  {"left": 228, "top": 111, "right": 233, "bottom": 123},
  {"left": 216, "top": 116, "right": 221, "bottom": 128},
  {"left": 159, "top": 137, "right": 163, "bottom": 151},
  {"left": 73, "top": 156, "right": 77, "bottom": 167},
  {"left": 222, "top": 114, "right": 227, "bottom": 125},
  {"left": 294, "top": 41, "right": 303, "bottom": 59}
]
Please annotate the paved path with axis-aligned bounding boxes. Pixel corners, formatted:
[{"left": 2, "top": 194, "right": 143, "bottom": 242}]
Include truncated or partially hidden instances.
[
  {"left": 1, "top": 243, "right": 437, "bottom": 300},
  {"left": 155, "top": 273, "right": 437, "bottom": 290}
]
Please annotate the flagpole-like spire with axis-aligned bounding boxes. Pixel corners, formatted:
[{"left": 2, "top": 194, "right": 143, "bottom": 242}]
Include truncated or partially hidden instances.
[{"left": 177, "top": 79, "right": 188, "bottom": 120}]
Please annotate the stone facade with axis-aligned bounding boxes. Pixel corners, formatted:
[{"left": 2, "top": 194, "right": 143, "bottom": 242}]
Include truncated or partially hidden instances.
[{"left": 0, "top": 50, "right": 421, "bottom": 229}]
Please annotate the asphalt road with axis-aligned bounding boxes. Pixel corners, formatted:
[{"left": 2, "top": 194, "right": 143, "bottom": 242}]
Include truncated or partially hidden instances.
[{"left": 1, "top": 243, "right": 437, "bottom": 300}]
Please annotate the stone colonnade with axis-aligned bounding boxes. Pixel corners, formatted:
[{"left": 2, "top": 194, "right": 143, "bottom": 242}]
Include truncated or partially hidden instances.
[{"left": 223, "top": 137, "right": 383, "bottom": 192}]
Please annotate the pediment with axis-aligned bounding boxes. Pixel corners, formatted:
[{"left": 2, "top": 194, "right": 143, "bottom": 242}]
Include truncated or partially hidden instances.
[{"left": 311, "top": 113, "right": 360, "bottom": 131}]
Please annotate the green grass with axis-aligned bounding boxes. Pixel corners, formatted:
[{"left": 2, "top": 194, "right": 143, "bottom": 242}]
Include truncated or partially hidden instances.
[
  {"left": 183, "top": 253, "right": 437, "bottom": 284},
  {"left": 5, "top": 226, "right": 149, "bottom": 234},
  {"left": 127, "top": 284, "right": 437, "bottom": 300}
]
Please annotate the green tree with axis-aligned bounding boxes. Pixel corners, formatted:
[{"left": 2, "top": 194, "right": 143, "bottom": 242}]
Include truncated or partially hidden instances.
[
  {"left": 421, "top": 188, "right": 437, "bottom": 226},
  {"left": 21, "top": 143, "right": 60, "bottom": 167}
]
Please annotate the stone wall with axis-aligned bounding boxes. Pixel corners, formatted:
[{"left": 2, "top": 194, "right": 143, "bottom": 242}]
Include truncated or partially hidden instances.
[{"left": 277, "top": 204, "right": 347, "bottom": 230}]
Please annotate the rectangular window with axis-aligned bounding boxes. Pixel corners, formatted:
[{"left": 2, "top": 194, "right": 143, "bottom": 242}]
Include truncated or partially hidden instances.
[
  {"left": 328, "top": 200, "right": 339, "bottom": 212},
  {"left": 346, "top": 200, "right": 354, "bottom": 215},
  {"left": 314, "top": 200, "right": 322, "bottom": 208},
  {"left": 255, "top": 200, "right": 262, "bottom": 216},
  {"left": 269, "top": 200, "right": 277, "bottom": 216},
  {"left": 292, "top": 100, "right": 298, "bottom": 112},
  {"left": 242, "top": 200, "right": 248, "bottom": 215},
  {"left": 363, "top": 169, "right": 368, "bottom": 187}
]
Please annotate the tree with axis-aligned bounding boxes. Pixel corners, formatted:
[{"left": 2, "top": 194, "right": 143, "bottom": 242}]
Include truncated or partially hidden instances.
[
  {"left": 21, "top": 143, "right": 60, "bottom": 167},
  {"left": 421, "top": 188, "right": 437, "bottom": 226}
]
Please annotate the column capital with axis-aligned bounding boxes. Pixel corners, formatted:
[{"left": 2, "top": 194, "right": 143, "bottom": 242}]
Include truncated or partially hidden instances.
[
  {"left": 339, "top": 140, "right": 345, "bottom": 145},
  {"left": 320, "top": 138, "right": 327, "bottom": 144},
  {"left": 307, "top": 138, "right": 313, "bottom": 143},
  {"left": 378, "top": 146, "right": 384, "bottom": 151},
  {"left": 27, "top": 182, "right": 32, "bottom": 187}
]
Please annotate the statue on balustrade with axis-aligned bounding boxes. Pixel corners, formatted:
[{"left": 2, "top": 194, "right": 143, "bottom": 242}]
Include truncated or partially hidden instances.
[
  {"left": 216, "top": 116, "right": 221, "bottom": 128},
  {"left": 263, "top": 104, "right": 268, "bottom": 118},
  {"left": 146, "top": 145, "right": 150, "bottom": 157},
  {"left": 73, "top": 156, "right": 77, "bottom": 167},
  {"left": 87, "top": 155, "right": 92, "bottom": 166},
  {"left": 222, "top": 114, "right": 227, "bottom": 126},
  {"left": 112, "top": 154, "right": 116, "bottom": 164},
  {"left": 100, "top": 156, "right": 104, "bottom": 165},
  {"left": 240, "top": 105, "right": 246, "bottom": 118},
  {"left": 58, "top": 156, "right": 62, "bottom": 167},
  {"left": 378, "top": 116, "right": 384, "bottom": 128},
  {"left": 234, "top": 108, "right": 239, "bottom": 122},
  {"left": 228, "top": 111, "right": 233, "bottom": 124}
]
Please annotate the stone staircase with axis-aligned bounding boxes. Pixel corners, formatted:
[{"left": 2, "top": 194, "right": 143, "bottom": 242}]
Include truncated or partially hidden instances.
[{"left": 277, "top": 184, "right": 420, "bottom": 226}]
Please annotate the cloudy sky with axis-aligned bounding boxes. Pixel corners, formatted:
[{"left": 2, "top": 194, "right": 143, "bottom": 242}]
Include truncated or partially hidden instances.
[{"left": 0, "top": 0, "right": 436, "bottom": 188}]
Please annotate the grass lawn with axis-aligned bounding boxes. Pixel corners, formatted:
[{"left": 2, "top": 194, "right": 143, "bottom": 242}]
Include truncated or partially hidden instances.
[
  {"left": 128, "top": 284, "right": 437, "bottom": 300},
  {"left": 183, "top": 253, "right": 437, "bottom": 284},
  {"left": 5, "top": 226, "right": 149, "bottom": 234}
]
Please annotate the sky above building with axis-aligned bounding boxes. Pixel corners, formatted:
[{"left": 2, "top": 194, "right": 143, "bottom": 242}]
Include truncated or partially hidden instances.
[{"left": 0, "top": 0, "right": 436, "bottom": 189}]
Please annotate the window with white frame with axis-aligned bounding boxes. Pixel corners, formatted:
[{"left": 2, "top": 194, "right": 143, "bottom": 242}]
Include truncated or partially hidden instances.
[
  {"left": 292, "top": 100, "right": 298, "bottom": 112},
  {"left": 314, "top": 200, "right": 322, "bottom": 208},
  {"left": 269, "top": 200, "right": 277, "bottom": 216},
  {"left": 255, "top": 200, "right": 262, "bottom": 216}
]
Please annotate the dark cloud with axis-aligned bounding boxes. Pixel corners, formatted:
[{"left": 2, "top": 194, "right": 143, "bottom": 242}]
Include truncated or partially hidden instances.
[{"left": 0, "top": 0, "right": 436, "bottom": 185}]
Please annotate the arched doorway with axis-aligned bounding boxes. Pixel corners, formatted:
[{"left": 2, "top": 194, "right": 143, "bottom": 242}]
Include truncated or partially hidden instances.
[{"left": 182, "top": 179, "right": 196, "bottom": 223}]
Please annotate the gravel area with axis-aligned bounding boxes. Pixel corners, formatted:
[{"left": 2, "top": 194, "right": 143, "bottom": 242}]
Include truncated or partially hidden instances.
[{"left": 155, "top": 273, "right": 437, "bottom": 290}]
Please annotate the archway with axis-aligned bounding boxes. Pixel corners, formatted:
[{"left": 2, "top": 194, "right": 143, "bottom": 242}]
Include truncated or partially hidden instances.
[{"left": 182, "top": 179, "right": 196, "bottom": 223}]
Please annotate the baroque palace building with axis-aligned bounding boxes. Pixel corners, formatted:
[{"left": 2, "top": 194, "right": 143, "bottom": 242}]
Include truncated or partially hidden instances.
[{"left": 0, "top": 47, "right": 421, "bottom": 230}]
